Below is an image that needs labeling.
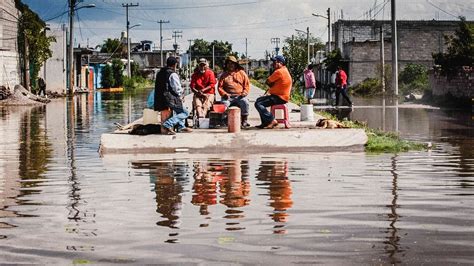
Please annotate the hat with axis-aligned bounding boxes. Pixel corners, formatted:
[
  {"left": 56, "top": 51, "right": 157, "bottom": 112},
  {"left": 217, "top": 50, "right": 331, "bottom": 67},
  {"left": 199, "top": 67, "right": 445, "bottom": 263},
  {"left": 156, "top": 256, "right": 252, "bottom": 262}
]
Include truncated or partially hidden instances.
[
  {"left": 225, "top": 55, "right": 239, "bottom": 64},
  {"left": 271, "top": 55, "right": 286, "bottom": 65},
  {"left": 166, "top": 56, "right": 178, "bottom": 66},
  {"left": 198, "top": 58, "right": 208, "bottom": 65}
]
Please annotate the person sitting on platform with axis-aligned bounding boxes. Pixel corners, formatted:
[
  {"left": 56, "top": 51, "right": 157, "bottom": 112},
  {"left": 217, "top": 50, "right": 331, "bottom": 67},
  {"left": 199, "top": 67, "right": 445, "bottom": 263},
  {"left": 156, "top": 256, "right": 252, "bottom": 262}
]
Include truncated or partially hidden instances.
[
  {"left": 154, "top": 56, "right": 192, "bottom": 135},
  {"left": 255, "top": 55, "right": 292, "bottom": 129},
  {"left": 217, "top": 56, "right": 251, "bottom": 128},
  {"left": 190, "top": 58, "right": 216, "bottom": 118}
]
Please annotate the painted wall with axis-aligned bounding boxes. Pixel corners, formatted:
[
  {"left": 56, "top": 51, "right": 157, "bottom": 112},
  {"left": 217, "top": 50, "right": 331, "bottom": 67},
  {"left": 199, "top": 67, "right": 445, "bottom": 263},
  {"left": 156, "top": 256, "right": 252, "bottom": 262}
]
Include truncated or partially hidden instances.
[{"left": 0, "top": 0, "right": 20, "bottom": 89}]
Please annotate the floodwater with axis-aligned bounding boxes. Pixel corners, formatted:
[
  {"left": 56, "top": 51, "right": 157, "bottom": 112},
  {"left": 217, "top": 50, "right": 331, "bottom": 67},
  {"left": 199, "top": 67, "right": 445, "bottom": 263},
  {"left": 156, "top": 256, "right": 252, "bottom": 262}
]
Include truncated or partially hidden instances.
[{"left": 0, "top": 91, "right": 473, "bottom": 264}]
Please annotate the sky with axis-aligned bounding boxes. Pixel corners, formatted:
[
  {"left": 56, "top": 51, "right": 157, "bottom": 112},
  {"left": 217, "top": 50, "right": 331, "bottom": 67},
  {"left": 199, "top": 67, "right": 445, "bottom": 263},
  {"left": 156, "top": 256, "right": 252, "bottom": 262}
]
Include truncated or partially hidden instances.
[{"left": 23, "top": 0, "right": 474, "bottom": 59}]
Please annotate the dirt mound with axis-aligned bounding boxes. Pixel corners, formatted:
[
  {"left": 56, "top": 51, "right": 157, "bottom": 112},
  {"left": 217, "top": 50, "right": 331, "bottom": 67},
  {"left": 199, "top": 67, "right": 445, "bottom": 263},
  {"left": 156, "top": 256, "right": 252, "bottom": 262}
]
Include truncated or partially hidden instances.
[{"left": 0, "top": 85, "right": 50, "bottom": 106}]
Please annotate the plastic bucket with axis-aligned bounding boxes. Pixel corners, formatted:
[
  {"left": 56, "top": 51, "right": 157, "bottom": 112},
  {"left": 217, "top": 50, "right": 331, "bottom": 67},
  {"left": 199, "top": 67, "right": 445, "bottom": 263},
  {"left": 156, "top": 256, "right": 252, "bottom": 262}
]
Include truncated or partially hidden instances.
[{"left": 300, "top": 104, "right": 314, "bottom": 121}]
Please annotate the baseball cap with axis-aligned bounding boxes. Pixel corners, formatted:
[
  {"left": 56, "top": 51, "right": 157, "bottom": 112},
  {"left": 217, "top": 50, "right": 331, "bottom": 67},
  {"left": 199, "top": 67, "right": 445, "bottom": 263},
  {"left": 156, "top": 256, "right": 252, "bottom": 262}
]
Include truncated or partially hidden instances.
[
  {"left": 166, "top": 56, "right": 178, "bottom": 66},
  {"left": 198, "top": 58, "right": 208, "bottom": 65},
  {"left": 271, "top": 55, "right": 286, "bottom": 65}
]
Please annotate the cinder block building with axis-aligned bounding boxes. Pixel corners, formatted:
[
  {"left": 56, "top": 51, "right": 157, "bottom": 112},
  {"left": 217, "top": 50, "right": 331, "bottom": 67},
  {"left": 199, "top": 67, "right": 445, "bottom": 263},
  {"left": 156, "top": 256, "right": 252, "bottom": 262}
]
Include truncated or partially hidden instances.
[
  {"left": 0, "top": 0, "right": 20, "bottom": 89},
  {"left": 332, "top": 20, "right": 461, "bottom": 85}
]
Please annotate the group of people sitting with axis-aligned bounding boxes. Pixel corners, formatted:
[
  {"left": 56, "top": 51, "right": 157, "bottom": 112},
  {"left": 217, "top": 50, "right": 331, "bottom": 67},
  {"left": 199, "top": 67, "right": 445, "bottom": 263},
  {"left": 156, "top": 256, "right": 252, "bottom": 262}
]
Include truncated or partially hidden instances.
[{"left": 154, "top": 54, "right": 293, "bottom": 135}]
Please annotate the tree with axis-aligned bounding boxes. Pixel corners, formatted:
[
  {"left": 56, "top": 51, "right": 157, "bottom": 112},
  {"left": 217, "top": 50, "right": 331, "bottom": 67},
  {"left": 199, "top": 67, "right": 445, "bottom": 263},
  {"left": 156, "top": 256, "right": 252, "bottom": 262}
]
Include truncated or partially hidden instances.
[
  {"left": 16, "top": 0, "right": 55, "bottom": 90},
  {"left": 433, "top": 17, "right": 474, "bottom": 77},
  {"left": 323, "top": 49, "right": 343, "bottom": 73},
  {"left": 101, "top": 64, "right": 114, "bottom": 88},
  {"left": 99, "top": 38, "right": 125, "bottom": 57},
  {"left": 190, "top": 39, "right": 237, "bottom": 70},
  {"left": 111, "top": 59, "right": 124, "bottom": 87},
  {"left": 282, "top": 33, "right": 324, "bottom": 85}
]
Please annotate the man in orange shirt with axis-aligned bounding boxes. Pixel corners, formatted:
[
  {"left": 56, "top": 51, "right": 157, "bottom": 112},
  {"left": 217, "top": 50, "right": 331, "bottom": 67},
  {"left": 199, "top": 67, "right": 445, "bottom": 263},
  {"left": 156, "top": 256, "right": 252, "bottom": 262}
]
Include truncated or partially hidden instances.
[
  {"left": 255, "top": 55, "right": 292, "bottom": 129},
  {"left": 218, "top": 56, "right": 251, "bottom": 128}
]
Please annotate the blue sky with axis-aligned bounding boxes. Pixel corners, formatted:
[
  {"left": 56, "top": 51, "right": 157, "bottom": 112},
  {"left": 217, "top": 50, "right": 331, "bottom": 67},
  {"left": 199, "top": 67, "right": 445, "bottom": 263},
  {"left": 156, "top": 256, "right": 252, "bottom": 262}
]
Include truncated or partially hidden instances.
[{"left": 23, "top": 0, "right": 474, "bottom": 59}]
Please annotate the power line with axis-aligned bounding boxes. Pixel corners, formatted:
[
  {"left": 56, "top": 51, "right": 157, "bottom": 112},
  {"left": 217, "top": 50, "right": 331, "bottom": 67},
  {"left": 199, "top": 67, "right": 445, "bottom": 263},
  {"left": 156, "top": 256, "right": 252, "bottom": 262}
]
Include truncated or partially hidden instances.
[{"left": 426, "top": 0, "right": 460, "bottom": 18}]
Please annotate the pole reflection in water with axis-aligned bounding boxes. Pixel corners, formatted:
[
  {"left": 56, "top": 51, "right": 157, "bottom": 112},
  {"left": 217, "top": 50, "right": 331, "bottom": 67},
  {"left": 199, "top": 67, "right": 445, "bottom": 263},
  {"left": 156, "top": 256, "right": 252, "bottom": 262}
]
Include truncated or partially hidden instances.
[
  {"left": 256, "top": 160, "right": 293, "bottom": 234},
  {"left": 384, "top": 154, "right": 402, "bottom": 263},
  {"left": 65, "top": 96, "right": 97, "bottom": 251}
]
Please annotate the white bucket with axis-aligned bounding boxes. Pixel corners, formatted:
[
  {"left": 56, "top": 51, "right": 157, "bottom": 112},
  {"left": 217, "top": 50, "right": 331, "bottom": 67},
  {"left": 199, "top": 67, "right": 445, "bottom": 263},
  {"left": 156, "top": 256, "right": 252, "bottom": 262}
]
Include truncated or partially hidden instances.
[
  {"left": 199, "top": 118, "right": 210, "bottom": 129},
  {"left": 300, "top": 104, "right": 314, "bottom": 121},
  {"left": 143, "top": 108, "right": 159, "bottom": 124}
]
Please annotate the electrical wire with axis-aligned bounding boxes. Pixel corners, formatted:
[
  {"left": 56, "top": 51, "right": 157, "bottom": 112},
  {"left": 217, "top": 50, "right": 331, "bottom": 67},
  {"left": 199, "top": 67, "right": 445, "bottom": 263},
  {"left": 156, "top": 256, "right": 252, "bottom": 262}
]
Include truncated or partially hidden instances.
[{"left": 426, "top": 0, "right": 460, "bottom": 18}]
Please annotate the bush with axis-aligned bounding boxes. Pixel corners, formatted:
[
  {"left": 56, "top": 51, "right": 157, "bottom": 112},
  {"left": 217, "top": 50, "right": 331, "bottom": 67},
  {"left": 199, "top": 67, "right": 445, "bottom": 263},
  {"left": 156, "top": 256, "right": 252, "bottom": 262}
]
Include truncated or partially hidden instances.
[
  {"left": 253, "top": 67, "right": 268, "bottom": 81},
  {"left": 351, "top": 78, "right": 382, "bottom": 97},
  {"left": 101, "top": 64, "right": 114, "bottom": 88},
  {"left": 399, "top": 63, "right": 428, "bottom": 95},
  {"left": 112, "top": 59, "right": 124, "bottom": 87}
]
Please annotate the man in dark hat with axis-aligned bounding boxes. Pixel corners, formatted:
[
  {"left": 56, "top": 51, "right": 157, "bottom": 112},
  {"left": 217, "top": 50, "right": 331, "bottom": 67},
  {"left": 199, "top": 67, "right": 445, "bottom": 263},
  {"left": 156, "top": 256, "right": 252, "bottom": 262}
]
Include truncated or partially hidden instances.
[
  {"left": 154, "top": 57, "right": 192, "bottom": 135},
  {"left": 255, "top": 55, "right": 292, "bottom": 129},
  {"left": 217, "top": 55, "right": 251, "bottom": 128}
]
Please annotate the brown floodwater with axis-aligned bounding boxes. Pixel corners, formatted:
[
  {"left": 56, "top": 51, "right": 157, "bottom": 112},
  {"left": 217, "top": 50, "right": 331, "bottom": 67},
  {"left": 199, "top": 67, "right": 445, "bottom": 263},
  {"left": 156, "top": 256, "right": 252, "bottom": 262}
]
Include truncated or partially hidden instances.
[{"left": 0, "top": 92, "right": 473, "bottom": 264}]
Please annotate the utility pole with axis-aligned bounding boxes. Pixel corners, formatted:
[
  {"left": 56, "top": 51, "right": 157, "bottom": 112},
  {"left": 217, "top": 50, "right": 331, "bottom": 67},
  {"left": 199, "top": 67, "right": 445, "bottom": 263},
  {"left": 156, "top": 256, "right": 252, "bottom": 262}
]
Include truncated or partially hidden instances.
[
  {"left": 391, "top": 0, "right": 398, "bottom": 96},
  {"left": 327, "top": 8, "right": 331, "bottom": 52},
  {"left": 380, "top": 25, "right": 385, "bottom": 93},
  {"left": 123, "top": 3, "right": 139, "bottom": 78},
  {"left": 157, "top": 19, "right": 170, "bottom": 67},
  {"left": 68, "top": 0, "right": 76, "bottom": 95},
  {"left": 212, "top": 44, "right": 215, "bottom": 69},
  {"left": 188, "top": 39, "right": 193, "bottom": 81},
  {"left": 271, "top": 37, "right": 280, "bottom": 55},
  {"left": 312, "top": 9, "right": 331, "bottom": 53},
  {"left": 172, "top": 30, "right": 182, "bottom": 56},
  {"left": 307, "top": 27, "right": 310, "bottom": 64},
  {"left": 245, "top": 38, "right": 249, "bottom": 74}
]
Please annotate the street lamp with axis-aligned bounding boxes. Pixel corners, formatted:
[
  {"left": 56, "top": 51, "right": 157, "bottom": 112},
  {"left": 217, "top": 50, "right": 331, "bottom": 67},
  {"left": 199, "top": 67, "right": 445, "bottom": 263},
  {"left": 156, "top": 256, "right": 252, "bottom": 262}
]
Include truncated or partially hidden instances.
[
  {"left": 295, "top": 27, "right": 310, "bottom": 64},
  {"left": 126, "top": 23, "right": 141, "bottom": 78},
  {"left": 312, "top": 8, "right": 331, "bottom": 53},
  {"left": 68, "top": 2, "right": 95, "bottom": 95}
]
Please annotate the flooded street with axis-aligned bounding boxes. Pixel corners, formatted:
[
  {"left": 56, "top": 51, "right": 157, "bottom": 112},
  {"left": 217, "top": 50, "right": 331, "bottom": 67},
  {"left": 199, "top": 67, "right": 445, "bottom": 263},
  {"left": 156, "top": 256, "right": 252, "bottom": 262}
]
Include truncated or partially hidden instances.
[{"left": 1, "top": 91, "right": 473, "bottom": 264}]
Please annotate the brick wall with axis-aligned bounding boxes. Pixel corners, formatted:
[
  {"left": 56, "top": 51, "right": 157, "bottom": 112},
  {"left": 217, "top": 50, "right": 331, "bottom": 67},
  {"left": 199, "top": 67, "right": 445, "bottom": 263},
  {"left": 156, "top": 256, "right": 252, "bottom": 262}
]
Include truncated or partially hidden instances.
[
  {"left": 0, "top": 0, "right": 20, "bottom": 88},
  {"left": 429, "top": 70, "right": 473, "bottom": 100}
]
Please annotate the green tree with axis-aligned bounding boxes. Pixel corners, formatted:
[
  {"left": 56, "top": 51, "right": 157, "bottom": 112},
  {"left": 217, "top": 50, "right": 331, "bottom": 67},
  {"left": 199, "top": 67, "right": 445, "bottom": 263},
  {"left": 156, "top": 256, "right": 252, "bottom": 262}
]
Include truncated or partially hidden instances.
[
  {"left": 16, "top": 0, "right": 55, "bottom": 90},
  {"left": 323, "top": 49, "right": 343, "bottom": 73},
  {"left": 101, "top": 64, "right": 114, "bottom": 88},
  {"left": 111, "top": 59, "right": 124, "bottom": 87},
  {"left": 131, "top": 61, "right": 140, "bottom": 77},
  {"left": 190, "top": 39, "right": 237, "bottom": 70},
  {"left": 282, "top": 33, "right": 324, "bottom": 85},
  {"left": 433, "top": 17, "right": 474, "bottom": 77},
  {"left": 99, "top": 38, "right": 125, "bottom": 57}
]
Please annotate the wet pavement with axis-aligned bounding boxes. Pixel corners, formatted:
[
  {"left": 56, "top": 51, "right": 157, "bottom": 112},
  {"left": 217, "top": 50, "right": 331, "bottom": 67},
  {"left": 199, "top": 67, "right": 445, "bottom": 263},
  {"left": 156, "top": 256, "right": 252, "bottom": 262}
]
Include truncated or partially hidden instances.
[{"left": 0, "top": 91, "right": 473, "bottom": 264}]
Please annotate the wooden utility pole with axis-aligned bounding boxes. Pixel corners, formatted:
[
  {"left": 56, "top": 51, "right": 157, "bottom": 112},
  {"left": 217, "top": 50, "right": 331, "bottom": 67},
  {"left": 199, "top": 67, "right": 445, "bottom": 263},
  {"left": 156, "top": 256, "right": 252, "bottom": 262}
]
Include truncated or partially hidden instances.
[
  {"left": 172, "top": 30, "right": 182, "bottom": 56},
  {"left": 327, "top": 8, "right": 331, "bottom": 52}
]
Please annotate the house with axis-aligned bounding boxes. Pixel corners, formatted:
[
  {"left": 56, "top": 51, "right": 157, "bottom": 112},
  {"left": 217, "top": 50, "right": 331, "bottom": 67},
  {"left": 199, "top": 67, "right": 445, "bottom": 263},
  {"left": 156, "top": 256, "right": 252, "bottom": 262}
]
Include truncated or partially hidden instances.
[{"left": 40, "top": 24, "right": 67, "bottom": 94}]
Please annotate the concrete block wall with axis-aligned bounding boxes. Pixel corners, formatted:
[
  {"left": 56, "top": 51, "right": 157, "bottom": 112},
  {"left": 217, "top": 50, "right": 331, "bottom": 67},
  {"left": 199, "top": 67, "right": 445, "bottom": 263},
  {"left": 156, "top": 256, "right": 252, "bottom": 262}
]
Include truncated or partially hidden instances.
[
  {"left": 40, "top": 25, "right": 67, "bottom": 94},
  {"left": 0, "top": 0, "right": 20, "bottom": 89},
  {"left": 429, "top": 71, "right": 473, "bottom": 99}
]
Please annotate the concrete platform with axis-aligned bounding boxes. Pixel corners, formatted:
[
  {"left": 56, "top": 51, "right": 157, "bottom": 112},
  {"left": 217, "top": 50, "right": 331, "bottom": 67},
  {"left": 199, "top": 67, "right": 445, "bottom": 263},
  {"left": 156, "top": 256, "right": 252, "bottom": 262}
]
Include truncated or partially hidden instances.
[
  {"left": 100, "top": 128, "right": 367, "bottom": 154},
  {"left": 99, "top": 84, "right": 368, "bottom": 154}
]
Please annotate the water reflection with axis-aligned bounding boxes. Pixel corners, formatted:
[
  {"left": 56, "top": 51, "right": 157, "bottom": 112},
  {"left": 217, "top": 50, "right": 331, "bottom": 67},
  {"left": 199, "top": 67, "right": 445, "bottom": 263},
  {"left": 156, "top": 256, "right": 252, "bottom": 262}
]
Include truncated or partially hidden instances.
[
  {"left": 384, "top": 155, "right": 402, "bottom": 263},
  {"left": 256, "top": 160, "right": 292, "bottom": 234}
]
